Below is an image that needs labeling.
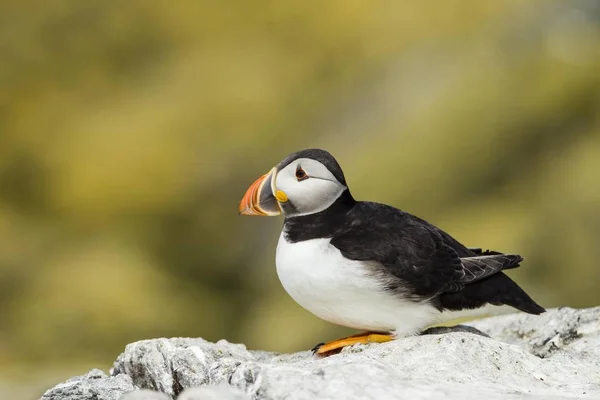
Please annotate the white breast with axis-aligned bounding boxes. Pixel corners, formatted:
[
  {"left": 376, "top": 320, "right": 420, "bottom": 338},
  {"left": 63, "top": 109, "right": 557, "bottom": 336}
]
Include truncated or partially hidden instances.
[{"left": 275, "top": 232, "right": 441, "bottom": 336}]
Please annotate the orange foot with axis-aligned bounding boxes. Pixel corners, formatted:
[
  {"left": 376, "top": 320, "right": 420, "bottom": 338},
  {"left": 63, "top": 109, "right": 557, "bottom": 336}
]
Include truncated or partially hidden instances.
[{"left": 312, "top": 332, "right": 394, "bottom": 357}]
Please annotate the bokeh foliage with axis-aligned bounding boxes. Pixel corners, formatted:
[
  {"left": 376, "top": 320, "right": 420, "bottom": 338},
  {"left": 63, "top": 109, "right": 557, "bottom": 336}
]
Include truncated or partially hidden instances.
[{"left": 1, "top": 0, "right": 599, "bottom": 397}]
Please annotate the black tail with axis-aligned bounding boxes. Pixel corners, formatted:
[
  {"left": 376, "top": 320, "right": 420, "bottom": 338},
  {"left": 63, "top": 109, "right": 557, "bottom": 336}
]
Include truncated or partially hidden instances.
[{"left": 438, "top": 272, "right": 546, "bottom": 315}]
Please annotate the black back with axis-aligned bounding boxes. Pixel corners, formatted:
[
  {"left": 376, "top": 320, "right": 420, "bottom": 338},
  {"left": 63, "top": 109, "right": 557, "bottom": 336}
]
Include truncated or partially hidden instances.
[{"left": 284, "top": 200, "right": 473, "bottom": 297}]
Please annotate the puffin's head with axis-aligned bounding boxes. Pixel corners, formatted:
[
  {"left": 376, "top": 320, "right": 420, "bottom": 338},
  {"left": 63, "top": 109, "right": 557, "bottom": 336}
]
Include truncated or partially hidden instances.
[{"left": 239, "top": 149, "right": 349, "bottom": 217}]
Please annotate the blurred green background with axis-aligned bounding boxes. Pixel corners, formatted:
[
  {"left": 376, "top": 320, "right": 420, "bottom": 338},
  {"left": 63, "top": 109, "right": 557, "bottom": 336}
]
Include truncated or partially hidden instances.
[{"left": 2, "top": 0, "right": 600, "bottom": 398}]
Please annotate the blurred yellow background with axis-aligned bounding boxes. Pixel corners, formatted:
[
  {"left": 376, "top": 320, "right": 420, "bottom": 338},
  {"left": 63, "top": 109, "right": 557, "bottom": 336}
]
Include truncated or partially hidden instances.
[{"left": 1, "top": 1, "right": 600, "bottom": 398}]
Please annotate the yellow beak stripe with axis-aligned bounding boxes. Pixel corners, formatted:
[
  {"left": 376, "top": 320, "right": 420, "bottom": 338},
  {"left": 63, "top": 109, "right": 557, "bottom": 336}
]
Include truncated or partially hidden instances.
[{"left": 275, "top": 190, "right": 288, "bottom": 202}]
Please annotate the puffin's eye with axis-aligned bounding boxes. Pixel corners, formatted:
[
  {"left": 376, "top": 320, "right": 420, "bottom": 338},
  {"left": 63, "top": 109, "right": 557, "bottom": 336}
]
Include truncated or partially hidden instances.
[{"left": 295, "top": 167, "right": 308, "bottom": 181}]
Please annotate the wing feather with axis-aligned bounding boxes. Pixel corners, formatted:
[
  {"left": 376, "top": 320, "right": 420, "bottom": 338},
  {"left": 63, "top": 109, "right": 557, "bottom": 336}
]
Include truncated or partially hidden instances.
[
  {"left": 329, "top": 202, "right": 523, "bottom": 298},
  {"left": 458, "top": 254, "right": 523, "bottom": 285}
]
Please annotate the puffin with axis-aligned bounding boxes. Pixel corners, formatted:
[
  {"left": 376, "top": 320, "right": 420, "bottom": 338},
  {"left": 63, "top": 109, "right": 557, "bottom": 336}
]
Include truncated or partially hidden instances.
[{"left": 239, "top": 148, "right": 545, "bottom": 356}]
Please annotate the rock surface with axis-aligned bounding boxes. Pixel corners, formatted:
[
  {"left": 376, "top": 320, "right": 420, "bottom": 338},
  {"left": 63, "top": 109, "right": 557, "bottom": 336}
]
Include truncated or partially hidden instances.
[
  {"left": 41, "top": 307, "right": 600, "bottom": 400},
  {"left": 40, "top": 369, "right": 135, "bottom": 400}
]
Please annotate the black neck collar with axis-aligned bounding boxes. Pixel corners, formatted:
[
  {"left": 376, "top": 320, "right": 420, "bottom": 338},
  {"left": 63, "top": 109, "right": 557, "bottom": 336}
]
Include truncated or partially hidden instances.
[{"left": 282, "top": 190, "right": 356, "bottom": 242}]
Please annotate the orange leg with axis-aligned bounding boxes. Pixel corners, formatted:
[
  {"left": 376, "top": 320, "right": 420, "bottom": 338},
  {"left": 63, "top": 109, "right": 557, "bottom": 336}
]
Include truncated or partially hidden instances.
[{"left": 312, "top": 332, "right": 394, "bottom": 357}]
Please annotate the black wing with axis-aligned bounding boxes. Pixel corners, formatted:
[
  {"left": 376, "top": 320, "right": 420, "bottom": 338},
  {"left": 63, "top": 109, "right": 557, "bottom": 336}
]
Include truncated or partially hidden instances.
[{"left": 330, "top": 202, "right": 521, "bottom": 298}]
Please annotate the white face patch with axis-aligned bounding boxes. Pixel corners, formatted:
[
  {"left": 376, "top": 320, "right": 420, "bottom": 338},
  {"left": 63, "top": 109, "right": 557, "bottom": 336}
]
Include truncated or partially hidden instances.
[{"left": 275, "top": 158, "right": 346, "bottom": 216}]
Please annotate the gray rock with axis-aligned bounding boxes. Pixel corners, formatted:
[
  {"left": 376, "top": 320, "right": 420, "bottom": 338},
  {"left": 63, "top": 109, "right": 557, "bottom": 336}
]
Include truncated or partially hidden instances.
[
  {"left": 111, "top": 338, "right": 257, "bottom": 398},
  {"left": 421, "top": 324, "right": 490, "bottom": 337},
  {"left": 471, "top": 306, "right": 600, "bottom": 360},
  {"left": 177, "top": 384, "right": 250, "bottom": 400},
  {"left": 41, "top": 307, "right": 600, "bottom": 400},
  {"left": 120, "top": 389, "right": 171, "bottom": 400},
  {"left": 40, "top": 369, "right": 135, "bottom": 400}
]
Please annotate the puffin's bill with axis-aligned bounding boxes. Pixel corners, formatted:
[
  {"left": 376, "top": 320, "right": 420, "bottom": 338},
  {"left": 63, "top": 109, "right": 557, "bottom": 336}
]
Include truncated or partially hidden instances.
[{"left": 239, "top": 168, "right": 282, "bottom": 216}]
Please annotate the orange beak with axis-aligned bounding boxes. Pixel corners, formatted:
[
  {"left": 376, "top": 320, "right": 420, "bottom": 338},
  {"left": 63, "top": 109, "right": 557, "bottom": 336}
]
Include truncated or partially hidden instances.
[{"left": 239, "top": 168, "right": 282, "bottom": 216}]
